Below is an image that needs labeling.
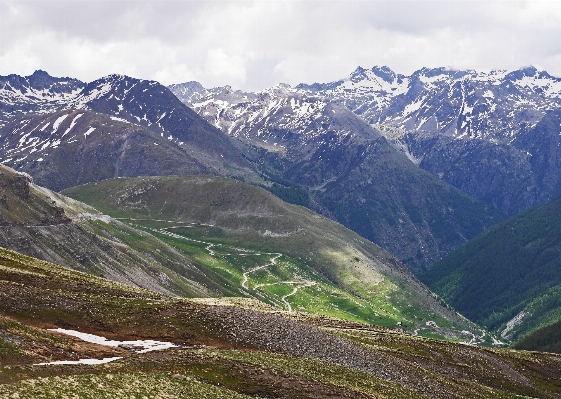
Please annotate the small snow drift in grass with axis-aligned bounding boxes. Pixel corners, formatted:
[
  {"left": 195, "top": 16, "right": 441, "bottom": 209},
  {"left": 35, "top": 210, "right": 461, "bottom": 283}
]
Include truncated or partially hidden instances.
[
  {"left": 49, "top": 328, "right": 179, "bottom": 353},
  {"left": 35, "top": 329, "right": 179, "bottom": 366},
  {"left": 35, "top": 357, "right": 122, "bottom": 366}
]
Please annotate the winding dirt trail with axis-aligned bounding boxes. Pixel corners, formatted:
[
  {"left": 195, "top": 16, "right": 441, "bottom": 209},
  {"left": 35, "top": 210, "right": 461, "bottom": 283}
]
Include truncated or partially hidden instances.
[
  {"left": 280, "top": 281, "right": 317, "bottom": 312},
  {"left": 120, "top": 218, "right": 317, "bottom": 312},
  {"left": 241, "top": 253, "right": 282, "bottom": 289}
]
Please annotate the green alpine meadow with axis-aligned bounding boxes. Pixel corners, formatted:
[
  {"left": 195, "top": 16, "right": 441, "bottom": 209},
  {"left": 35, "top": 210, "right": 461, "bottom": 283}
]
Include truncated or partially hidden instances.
[{"left": 62, "top": 174, "right": 484, "bottom": 341}]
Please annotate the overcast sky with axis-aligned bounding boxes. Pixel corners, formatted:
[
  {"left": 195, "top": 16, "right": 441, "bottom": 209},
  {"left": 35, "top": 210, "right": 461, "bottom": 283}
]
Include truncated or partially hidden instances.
[{"left": 1, "top": 0, "right": 560, "bottom": 91}]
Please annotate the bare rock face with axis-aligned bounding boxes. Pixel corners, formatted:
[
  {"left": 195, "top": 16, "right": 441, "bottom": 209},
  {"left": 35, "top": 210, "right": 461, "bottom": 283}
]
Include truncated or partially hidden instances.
[
  {"left": 12, "top": 175, "right": 31, "bottom": 201},
  {"left": 0, "top": 164, "right": 70, "bottom": 226}
]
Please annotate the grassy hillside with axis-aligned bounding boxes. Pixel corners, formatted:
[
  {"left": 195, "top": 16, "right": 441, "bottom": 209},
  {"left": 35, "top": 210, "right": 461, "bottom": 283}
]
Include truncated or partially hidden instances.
[
  {"left": 0, "top": 164, "right": 221, "bottom": 298},
  {"left": 1, "top": 246, "right": 561, "bottom": 397},
  {"left": 513, "top": 319, "right": 561, "bottom": 354},
  {"left": 63, "top": 175, "right": 490, "bottom": 342},
  {"left": 2, "top": 162, "right": 483, "bottom": 340},
  {"left": 421, "top": 194, "right": 561, "bottom": 342}
]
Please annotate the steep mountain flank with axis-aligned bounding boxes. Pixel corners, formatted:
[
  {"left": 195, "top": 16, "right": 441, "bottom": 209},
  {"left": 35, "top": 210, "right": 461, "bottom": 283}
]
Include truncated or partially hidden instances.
[
  {"left": 0, "top": 163, "right": 214, "bottom": 297},
  {"left": 0, "top": 165, "right": 69, "bottom": 226},
  {"left": 399, "top": 108, "right": 561, "bottom": 216},
  {"left": 513, "top": 319, "right": 561, "bottom": 354},
  {"left": 0, "top": 110, "right": 208, "bottom": 191},
  {"left": 421, "top": 193, "right": 561, "bottom": 342},
  {"left": 71, "top": 74, "right": 255, "bottom": 178}
]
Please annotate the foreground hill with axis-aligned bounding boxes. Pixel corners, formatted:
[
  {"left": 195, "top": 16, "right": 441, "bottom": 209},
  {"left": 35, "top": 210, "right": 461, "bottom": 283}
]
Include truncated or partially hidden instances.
[
  {"left": 63, "top": 175, "right": 489, "bottom": 341},
  {"left": 1, "top": 246, "right": 561, "bottom": 398},
  {"left": 421, "top": 193, "right": 561, "bottom": 342}
]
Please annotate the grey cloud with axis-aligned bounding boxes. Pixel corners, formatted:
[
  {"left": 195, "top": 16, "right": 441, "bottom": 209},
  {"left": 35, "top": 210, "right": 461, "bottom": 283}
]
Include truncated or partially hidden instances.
[{"left": 1, "top": 0, "right": 561, "bottom": 90}]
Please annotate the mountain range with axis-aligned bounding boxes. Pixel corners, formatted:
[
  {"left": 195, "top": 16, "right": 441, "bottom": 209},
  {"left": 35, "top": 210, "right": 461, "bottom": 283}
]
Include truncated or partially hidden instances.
[
  {"left": 2, "top": 64, "right": 561, "bottom": 394},
  {"left": 1, "top": 70, "right": 506, "bottom": 273},
  {"left": 300, "top": 66, "right": 561, "bottom": 216},
  {"left": 172, "top": 65, "right": 561, "bottom": 218},
  {"left": 2, "top": 67, "right": 561, "bottom": 332}
]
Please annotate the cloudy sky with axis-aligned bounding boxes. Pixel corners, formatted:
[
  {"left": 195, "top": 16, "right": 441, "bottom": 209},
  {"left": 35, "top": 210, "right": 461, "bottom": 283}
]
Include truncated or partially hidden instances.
[{"left": 0, "top": 0, "right": 560, "bottom": 91}]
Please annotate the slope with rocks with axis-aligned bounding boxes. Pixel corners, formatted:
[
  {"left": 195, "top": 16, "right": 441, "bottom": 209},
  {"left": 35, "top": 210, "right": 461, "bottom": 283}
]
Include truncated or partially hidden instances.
[
  {"left": 1, "top": 246, "right": 561, "bottom": 398},
  {"left": 170, "top": 82, "right": 504, "bottom": 273},
  {"left": 0, "top": 163, "right": 219, "bottom": 298},
  {"left": 420, "top": 193, "right": 561, "bottom": 342},
  {"left": 63, "top": 174, "right": 492, "bottom": 341}
]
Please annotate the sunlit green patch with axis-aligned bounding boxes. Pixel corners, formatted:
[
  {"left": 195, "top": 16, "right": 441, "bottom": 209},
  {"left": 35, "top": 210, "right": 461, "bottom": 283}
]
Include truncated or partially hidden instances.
[{"left": 120, "top": 220, "right": 411, "bottom": 326}]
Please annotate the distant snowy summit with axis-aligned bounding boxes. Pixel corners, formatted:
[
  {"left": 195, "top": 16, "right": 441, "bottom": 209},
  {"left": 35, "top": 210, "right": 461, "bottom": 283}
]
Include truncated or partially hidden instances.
[
  {"left": 170, "top": 65, "right": 561, "bottom": 143},
  {"left": 297, "top": 65, "right": 561, "bottom": 141}
]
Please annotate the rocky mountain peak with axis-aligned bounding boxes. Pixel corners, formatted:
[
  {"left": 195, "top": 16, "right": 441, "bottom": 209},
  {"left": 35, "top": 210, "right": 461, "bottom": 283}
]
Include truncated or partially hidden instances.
[
  {"left": 167, "top": 81, "right": 206, "bottom": 103},
  {"left": 370, "top": 65, "right": 398, "bottom": 83},
  {"left": 27, "top": 70, "right": 56, "bottom": 87},
  {"left": 505, "top": 65, "right": 539, "bottom": 80},
  {"left": 349, "top": 66, "right": 368, "bottom": 83}
]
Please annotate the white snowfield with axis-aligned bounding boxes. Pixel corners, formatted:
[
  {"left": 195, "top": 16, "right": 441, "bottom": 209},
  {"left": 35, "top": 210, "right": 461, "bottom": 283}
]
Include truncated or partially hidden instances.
[
  {"left": 34, "top": 328, "right": 178, "bottom": 366},
  {"left": 34, "top": 357, "right": 123, "bottom": 366}
]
